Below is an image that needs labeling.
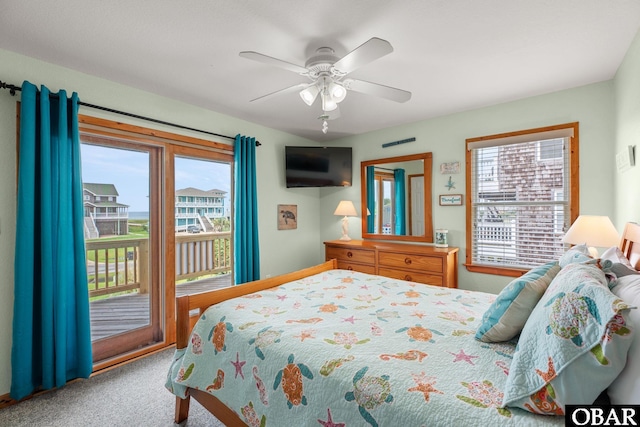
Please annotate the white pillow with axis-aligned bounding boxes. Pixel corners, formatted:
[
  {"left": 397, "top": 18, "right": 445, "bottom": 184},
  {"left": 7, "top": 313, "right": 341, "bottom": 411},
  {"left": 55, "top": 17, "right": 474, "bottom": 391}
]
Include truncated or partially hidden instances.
[
  {"left": 601, "top": 246, "right": 639, "bottom": 278},
  {"left": 608, "top": 274, "right": 640, "bottom": 404},
  {"left": 601, "top": 246, "right": 634, "bottom": 268}
]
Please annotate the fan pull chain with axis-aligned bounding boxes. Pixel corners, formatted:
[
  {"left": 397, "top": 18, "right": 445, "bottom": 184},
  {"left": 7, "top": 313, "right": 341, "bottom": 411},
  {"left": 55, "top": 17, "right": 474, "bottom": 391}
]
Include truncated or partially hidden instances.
[{"left": 322, "top": 119, "right": 329, "bottom": 134}]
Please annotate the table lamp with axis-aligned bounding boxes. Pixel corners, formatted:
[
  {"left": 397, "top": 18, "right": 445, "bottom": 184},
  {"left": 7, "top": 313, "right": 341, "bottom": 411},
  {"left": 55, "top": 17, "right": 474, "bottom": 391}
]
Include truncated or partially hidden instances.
[
  {"left": 562, "top": 215, "right": 620, "bottom": 257},
  {"left": 334, "top": 200, "right": 358, "bottom": 241}
]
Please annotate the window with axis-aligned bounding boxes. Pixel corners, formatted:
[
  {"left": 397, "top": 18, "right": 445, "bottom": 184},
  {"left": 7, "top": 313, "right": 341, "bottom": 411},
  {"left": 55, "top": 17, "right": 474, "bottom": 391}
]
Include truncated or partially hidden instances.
[{"left": 465, "top": 123, "right": 579, "bottom": 277}]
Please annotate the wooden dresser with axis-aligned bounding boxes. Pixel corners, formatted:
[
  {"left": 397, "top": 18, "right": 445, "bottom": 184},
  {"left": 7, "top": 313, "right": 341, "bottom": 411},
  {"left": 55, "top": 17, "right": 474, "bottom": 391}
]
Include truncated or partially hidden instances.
[{"left": 324, "top": 240, "right": 459, "bottom": 288}]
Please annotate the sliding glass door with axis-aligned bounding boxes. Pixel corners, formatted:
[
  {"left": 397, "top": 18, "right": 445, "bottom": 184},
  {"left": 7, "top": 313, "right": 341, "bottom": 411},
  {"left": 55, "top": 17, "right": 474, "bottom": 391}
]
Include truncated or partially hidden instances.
[
  {"left": 81, "top": 136, "right": 163, "bottom": 362},
  {"left": 78, "top": 115, "right": 236, "bottom": 367},
  {"left": 173, "top": 155, "right": 234, "bottom": 297}
]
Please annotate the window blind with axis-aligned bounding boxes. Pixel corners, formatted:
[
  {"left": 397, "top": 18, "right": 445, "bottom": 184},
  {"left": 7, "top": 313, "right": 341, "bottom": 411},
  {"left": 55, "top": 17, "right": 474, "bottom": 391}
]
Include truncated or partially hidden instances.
[{"left": 470, "top": 137, "right": 570, "bottom": 269}]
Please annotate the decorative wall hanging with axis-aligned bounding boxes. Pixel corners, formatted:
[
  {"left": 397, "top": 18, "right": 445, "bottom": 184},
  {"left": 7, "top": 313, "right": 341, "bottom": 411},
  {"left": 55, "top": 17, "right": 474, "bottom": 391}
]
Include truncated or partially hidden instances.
[
  {"left": 439, "top": 194, "right": 463, "bottom": 206},
  {"left": 278, "top": 204, "right": 297, "bottom": 230},
  {"left": 445, "top": 176, "right": 456, "bottom": 191},
  {"left": 439, "top": 161, "right": 460, "bottom": 174},
  {"left": 382, "top": 137, "right": 416, "bottom": 148}
]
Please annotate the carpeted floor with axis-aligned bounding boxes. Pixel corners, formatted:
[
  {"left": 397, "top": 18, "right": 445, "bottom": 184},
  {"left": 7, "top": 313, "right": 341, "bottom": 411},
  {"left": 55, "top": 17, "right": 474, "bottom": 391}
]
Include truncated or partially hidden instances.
[{"left": 0, "top": 348, "right": 226, "bottom": 427}]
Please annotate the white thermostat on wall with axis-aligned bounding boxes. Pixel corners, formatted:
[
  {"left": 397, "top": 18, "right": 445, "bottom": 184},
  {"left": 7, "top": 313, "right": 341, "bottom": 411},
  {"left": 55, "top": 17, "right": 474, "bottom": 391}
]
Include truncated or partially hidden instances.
[{"left": 616, "top": 145, "right": 635, "bottom": 172}]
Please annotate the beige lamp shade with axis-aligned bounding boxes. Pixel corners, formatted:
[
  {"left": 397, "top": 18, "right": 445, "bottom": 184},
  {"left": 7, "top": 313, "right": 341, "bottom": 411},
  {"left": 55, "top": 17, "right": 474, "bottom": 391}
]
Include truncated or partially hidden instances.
[
  {"left": 334, "top": 200, "right": 357, "bottom": 217},
  {"left": 562, "top": 215, "right": 620, "bottom": 256}
]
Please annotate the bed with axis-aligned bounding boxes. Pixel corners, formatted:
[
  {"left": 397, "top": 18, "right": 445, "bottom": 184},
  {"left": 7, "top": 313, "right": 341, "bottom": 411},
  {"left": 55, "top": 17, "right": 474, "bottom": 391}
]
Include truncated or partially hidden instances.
[{"left": 167, "top": 222, "right": 640, "bottom": 426}]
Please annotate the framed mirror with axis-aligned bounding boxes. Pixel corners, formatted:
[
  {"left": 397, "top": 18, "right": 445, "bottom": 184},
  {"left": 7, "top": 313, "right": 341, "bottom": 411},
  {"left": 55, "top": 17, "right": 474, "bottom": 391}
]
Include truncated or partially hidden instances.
[{"left": 360, "top": 152, "right": 433, "bottom": 242}]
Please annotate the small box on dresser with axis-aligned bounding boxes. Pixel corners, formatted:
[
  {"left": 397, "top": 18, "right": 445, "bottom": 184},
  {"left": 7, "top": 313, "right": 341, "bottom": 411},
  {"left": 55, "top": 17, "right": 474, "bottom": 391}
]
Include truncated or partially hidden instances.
[{"left": 324, "top": 240, "right": 458, "bottom": 288}]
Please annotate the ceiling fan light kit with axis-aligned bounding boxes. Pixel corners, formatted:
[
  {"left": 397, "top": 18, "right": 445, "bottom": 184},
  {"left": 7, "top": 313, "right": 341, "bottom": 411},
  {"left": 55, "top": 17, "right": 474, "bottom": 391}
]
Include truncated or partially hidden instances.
[
  {"left": 299, "top": 85, "right": 319, "bottom": 106},
  {"left": 240, "top": 37, "right": 411, "bottom": 134}
]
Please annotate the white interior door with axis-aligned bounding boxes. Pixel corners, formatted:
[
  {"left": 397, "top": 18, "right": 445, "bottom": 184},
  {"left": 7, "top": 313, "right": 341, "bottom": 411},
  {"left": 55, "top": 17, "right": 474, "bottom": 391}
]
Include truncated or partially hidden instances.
[{"left": 410, "top": 175, "right": 424, "bottom": 236}]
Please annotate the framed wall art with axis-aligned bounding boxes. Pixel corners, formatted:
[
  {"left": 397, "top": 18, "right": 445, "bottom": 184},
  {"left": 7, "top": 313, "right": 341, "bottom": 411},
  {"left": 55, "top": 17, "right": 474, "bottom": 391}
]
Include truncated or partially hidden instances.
[
  {"left": 439, "top": 161, "right": 460, "bottom": 174},
  {"left": 439, "top": 194, "right": 463, "bottom": 206},
  {"left": 277, "top": 204, "right": 297, "bottom": 230}
]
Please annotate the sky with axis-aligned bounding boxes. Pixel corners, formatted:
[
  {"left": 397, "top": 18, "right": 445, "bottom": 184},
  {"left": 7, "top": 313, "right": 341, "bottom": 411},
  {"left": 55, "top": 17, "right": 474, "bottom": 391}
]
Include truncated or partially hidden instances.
[{"left": 81, "top": 144, "right": 231, "bottom": 211}]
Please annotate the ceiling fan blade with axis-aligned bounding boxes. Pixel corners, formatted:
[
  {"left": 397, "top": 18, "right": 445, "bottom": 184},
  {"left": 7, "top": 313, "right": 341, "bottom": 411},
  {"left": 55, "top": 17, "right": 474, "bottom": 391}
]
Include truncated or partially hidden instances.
[
  {"left": 239, "top": 51, "right": 309, "bottom": 75},
  {"left": 249, "top": 83, "right": 310, "bottom": 102},
  {"left": 344, "top": 79, "right": 411, "bottom": 103},
  {"left": 332, "top": 37, "right": 394, "bottom": 75}
]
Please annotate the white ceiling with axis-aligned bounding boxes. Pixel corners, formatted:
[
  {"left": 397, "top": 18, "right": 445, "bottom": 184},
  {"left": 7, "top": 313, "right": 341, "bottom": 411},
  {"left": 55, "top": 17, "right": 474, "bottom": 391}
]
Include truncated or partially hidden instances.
[{"left": 2, "top": 1, "right": 640, "bottom": 142}]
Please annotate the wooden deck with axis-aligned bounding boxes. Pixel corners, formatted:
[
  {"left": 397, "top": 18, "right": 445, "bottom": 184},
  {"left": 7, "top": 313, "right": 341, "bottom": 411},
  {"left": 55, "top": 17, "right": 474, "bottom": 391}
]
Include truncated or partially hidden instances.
[{"left": 90, "top": 274, "right": 232, "bottom": 341}]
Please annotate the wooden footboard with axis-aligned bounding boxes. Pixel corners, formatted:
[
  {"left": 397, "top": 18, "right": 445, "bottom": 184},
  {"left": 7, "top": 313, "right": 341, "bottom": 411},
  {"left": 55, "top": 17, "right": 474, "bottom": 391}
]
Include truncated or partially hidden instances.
[{"left": 173, "top": 259, "right": 338, "bottom": 425}]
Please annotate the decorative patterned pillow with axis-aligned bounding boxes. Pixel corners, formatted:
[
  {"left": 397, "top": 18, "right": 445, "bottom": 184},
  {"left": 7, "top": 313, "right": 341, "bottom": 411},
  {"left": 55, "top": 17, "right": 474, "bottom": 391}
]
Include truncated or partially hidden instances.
[
  {"left": 559, "top": 245, "right": 615, "bottom": 287},
  {"left": 558, "top": 244, "right": 592, "bottom": 268},
  {"left": 475, "top": 261, "right": 560, "bottom": 343},
  {"left": 502, "top": 262, "right": 633, "bottom": 415},
  {"left": 608, "top": 274, "right": 640, "bottom": 404}
]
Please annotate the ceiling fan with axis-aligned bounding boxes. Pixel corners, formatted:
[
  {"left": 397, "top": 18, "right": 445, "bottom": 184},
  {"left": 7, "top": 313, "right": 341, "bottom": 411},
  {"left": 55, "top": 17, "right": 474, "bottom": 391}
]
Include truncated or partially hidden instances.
[{"left": 239, "top": 37, "right": 411, "bottom": 133}]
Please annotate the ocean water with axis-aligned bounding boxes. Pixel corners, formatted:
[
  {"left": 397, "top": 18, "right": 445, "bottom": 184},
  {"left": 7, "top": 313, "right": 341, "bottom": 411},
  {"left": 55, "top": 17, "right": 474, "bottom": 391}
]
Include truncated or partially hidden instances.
[{"left": 129, "top": 211, "right": 149, "bottom": 220}]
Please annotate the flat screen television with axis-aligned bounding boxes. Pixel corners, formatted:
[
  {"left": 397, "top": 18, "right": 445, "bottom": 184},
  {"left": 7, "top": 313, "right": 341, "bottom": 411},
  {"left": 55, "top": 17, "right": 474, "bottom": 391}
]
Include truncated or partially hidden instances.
[{"left": 285, "top": 146, "right": 352, "bottom": 188}]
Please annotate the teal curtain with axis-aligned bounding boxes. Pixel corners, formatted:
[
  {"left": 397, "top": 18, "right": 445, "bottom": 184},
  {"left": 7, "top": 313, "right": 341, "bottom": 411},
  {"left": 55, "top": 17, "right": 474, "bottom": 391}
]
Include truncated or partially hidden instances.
[
  {"left": 366, "top": 166, "right": 375, "bottom": 233},
  {"left": 233, "top": 135, "right": 260, "bottom": 284},
  {"left": 11, "top": 81, "right": 92, "bottom": 400},
  {"left": 394, "top": 168, "right": 406, "bottom": 235}
]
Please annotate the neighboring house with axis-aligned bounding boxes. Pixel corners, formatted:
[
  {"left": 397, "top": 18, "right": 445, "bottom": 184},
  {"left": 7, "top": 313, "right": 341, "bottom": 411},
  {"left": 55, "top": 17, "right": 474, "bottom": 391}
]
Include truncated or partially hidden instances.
[
  {"left": 175, "top": 187, "right": 227, "bottom": 232},
  {"left": 83, "top": 183, "right": 129, "bottom": 238}
]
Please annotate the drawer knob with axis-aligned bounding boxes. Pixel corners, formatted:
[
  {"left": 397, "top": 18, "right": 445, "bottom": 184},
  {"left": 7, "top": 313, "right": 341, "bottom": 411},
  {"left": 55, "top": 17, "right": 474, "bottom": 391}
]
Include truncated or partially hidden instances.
[
  {"left": 347, "top": 266, "right": 353, "bottom": 271},
  {"left": 347, "top": 251, "right": 353, "bottom": 258},
  {"left": 404, "top": 257, "right": 412, "bottom": 265},
  {"left": 405, "top": 275, "right": 412, "bottom": 281}
]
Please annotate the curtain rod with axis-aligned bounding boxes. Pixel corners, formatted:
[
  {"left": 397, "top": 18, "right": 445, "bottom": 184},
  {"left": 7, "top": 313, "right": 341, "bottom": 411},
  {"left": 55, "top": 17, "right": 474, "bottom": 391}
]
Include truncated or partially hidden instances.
[{"left": 0, "top": 80, "right": 260, "bottom": 146}]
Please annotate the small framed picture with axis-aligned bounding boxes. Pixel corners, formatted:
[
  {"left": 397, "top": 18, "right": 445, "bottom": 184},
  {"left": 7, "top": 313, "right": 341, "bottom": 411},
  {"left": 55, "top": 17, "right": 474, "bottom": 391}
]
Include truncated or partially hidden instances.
[
  {"left": 439, "top": 194, "right": 463, "bottom": 206},
  {"left": 278, "top": 204, "right": 297, "bottom": 230},
  {"left": 439, "top": 161, "right": 460, "bottom": 174}
]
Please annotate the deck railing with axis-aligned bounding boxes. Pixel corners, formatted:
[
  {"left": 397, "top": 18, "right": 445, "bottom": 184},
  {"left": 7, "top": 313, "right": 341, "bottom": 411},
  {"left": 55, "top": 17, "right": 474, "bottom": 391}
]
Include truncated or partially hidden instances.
[
  {"left": 175, "top": 232, "right": 232, "bottom": 281},
  {"left": 86, "top": 238, "right": 148, "bottom": 298},
  {"left": 92, "top": 212, "right": 129, "bottom": 219},
  {"left": 86, "top": 232, "right": 232, "bottom": 298}
]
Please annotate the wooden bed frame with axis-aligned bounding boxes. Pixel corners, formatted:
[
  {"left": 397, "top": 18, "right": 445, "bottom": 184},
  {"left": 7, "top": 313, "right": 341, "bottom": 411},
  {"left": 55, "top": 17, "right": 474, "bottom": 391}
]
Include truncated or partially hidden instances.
[
  {"left": 173, "top": 222, "right": 640, "bottom": 425},
  {"left": 174, "top": 259, "right": 338, "bottom": 426}
]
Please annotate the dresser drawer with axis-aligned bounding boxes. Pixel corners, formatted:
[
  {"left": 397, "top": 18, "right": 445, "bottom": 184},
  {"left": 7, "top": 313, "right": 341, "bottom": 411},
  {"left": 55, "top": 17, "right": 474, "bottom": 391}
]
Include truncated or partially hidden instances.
[
  {"left": 378, "top": 267, "right": 443, "bottom": 287},
  {"left": 326, "top": 246, "right": 375, "bottom": 265},
  {"left": 378, "top": 251, "right": 443, "bottom": 273},
  {"left": 336, "top": 261, "right": 377, "bottom": 275}
]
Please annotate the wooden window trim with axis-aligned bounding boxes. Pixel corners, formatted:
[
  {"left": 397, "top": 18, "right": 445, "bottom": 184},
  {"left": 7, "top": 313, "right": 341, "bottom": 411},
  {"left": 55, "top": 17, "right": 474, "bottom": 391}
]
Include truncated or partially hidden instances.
[{"left": 464, "top": 122, "right": 579, "bottom": 277}]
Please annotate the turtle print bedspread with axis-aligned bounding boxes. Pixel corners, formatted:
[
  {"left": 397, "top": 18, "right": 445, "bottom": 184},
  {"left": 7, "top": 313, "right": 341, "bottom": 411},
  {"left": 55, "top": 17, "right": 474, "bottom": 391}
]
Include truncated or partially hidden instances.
[{"left": 166, "top": 269, "right": 563, "bottom": 426}]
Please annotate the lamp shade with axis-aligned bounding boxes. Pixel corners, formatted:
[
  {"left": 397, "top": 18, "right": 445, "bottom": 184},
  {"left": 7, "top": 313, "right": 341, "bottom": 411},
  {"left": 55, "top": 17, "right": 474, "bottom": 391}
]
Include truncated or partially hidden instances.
[
  {"left": 334, "top": 200, "right": 357, "bottom": 217},
  {"left": 562, "top": 215, "right": 620, "bottom": 248}
]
